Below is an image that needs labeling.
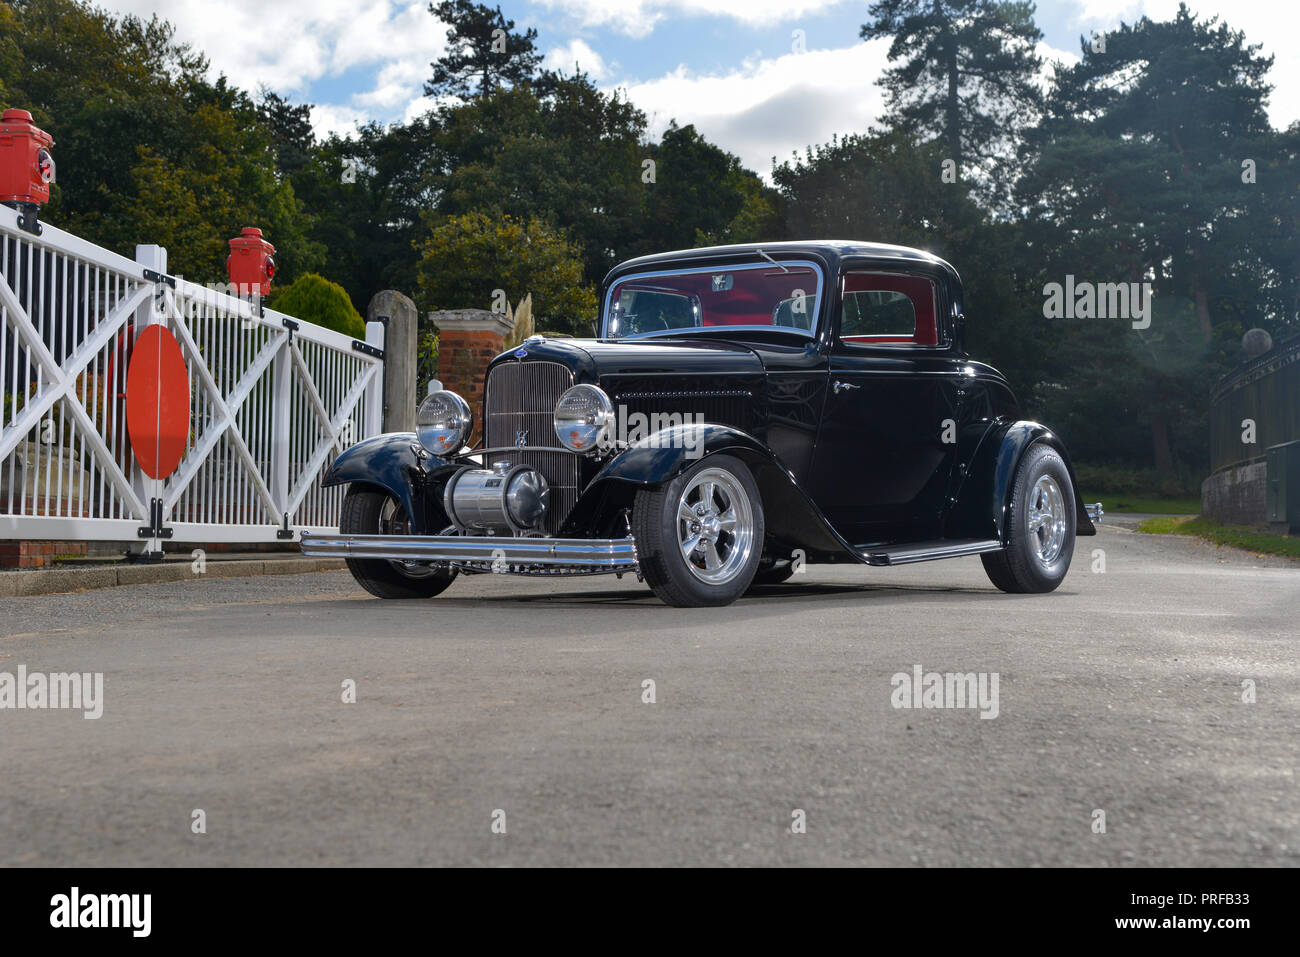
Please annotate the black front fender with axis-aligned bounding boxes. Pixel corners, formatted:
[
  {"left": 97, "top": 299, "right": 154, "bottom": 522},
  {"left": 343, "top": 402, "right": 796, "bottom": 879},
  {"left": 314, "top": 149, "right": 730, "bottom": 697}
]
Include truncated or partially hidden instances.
[
  {"left": 322, "top": 433, "right": 454, "bottom": 534},
  {"left": 560, "top": 424, "right": 857, "bottom": 558},
  {"left": 948, "top": 420, "right": 1096, "bottom": 541}
]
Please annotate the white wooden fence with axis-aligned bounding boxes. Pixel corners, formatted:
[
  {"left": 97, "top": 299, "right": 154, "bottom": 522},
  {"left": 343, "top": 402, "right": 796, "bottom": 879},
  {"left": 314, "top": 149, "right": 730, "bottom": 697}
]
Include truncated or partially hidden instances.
[{"left": 0, "top": 204, "right": 383, "bottom": 552}]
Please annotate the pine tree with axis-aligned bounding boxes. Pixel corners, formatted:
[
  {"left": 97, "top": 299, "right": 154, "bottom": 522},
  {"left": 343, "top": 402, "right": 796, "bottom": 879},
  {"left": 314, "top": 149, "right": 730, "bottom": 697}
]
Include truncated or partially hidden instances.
[
  {"left": 861, "top": 0, "right": 1044, "bottom": 203},
  {"left": 425, "top": 0, "right": 542, "bottom": 99}
]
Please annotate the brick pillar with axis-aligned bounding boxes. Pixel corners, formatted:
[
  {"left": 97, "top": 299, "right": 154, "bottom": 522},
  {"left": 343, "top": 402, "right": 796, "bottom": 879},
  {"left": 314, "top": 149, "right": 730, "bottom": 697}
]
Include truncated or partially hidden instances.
[{"left": 429, "top": 309, "right": 514, "bottom": 445}]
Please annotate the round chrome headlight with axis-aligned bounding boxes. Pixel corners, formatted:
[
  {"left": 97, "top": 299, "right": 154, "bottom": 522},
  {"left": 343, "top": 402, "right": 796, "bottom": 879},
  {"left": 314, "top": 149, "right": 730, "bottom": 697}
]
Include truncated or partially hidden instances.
[
  {"left": 554, "top": 384, "right": 614, "bottom": 453},
  {"left": 416, "top": 390, "right": 472, "bottom": 455}
]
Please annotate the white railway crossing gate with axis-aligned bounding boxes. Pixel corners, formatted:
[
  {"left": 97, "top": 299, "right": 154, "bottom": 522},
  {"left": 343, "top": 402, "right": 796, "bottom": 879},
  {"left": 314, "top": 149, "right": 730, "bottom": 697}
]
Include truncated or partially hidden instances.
[{"left": 0, "top": 204, "right": 384, "bottom": 554}]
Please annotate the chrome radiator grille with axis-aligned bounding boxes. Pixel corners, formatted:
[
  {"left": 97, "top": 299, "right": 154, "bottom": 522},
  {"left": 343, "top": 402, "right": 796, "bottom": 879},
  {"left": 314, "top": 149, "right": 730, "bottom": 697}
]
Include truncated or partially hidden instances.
[{"left": 484, "top": 361, "right": 580, "bottom": 534}]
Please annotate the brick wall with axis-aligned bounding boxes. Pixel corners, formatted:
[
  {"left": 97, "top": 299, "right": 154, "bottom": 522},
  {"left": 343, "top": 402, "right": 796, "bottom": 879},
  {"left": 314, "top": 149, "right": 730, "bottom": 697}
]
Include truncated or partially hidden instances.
[
  {"left": 429, "top": 310, "right": 513, "bottom": 445},
  {"left": 0, "top": 540, "right": 88, "bottom": 569}
]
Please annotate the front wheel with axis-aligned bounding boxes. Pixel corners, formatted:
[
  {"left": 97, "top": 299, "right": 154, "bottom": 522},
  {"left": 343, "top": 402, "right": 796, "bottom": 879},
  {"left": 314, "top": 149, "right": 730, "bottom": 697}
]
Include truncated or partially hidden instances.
[
  {"left": 981, "top": 444, "right": 1076, "bottom": 594},
  {"left": 339, "top": 486, "right": 457, "bottom": 599},
  {"left": 632, "top": 454, "right": 764, "bottom": 607}
]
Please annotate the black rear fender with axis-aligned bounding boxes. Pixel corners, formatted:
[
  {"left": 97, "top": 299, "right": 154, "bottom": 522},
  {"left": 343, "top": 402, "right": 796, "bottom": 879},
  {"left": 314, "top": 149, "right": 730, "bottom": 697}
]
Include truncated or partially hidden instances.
[{"left": 947, "top": 420, "right": 1096, "bottom": 542}]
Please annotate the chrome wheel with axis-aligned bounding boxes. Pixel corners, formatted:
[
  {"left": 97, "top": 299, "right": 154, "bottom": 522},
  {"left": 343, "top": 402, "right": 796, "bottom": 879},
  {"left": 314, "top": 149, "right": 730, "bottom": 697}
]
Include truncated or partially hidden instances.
[
  {"left": 339, "top": 486, "right": 457, "bottom": 600},
  {"left": 675, "top": 467, "right": 755, "bottom": 585},
  {"left": 378, "top": 496, "right": 438, "bottom": 579},
  {"left": 1027, "top": 475, "right": 1067, "bottom": 565}
]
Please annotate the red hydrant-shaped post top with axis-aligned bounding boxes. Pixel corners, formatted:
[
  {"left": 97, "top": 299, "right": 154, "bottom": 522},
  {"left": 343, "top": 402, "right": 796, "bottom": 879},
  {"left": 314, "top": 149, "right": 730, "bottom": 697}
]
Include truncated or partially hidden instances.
[
  {"left": 226, "top": 226, "right": 276, "bottom": 296},
  {"left": 0, "top": 109, "right": 56, "bottom": 205}
]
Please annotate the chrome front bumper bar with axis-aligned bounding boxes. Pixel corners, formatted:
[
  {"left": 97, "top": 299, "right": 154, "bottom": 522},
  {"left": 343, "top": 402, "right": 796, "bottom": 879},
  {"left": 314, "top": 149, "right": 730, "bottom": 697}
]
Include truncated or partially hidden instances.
[
  {"left": 300, "top": 532, "right": 639, "bottom": 571},
  {"left": 1085, "top": 502, "right": 1104, "bottom": 523}
]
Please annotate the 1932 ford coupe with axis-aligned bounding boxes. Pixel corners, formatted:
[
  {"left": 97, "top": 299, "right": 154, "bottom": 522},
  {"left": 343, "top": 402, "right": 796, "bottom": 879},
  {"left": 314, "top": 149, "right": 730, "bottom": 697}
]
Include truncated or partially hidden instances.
[{"left": 301, "top": 241, "right": 1101, "bottom": 607}]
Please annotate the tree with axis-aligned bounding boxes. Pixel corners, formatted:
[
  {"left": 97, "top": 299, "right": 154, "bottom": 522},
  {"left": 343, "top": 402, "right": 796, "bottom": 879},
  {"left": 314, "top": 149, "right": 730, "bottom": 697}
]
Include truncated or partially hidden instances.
[
  {"left": 415, "top": 211, "right": 597, "bottom": 336},
  {"left": 0, "top": 0, "right": 322, "bottom": 284},
  {"left": 425, "top": 75, "right": 647, "bottom": 283},
  {"left": 693, "top": 167, "right": 782, "bottom": 249},
  {"left": 1017, "top": 3, "right": 1287, "bottom": 471},
  {"left": 776, "top": 130, "right": 979, "bottom": 248},
  {"left": 88, "top": 76, "right": 323, "bottom": 284},
  {"left": 774, "top": 130, "right": 1043, "bottom": 403},
  {"left": 861, "top": 0, "right": 1043, "bottom": 203},
  {"left": 257, "top": 87, "right": 315, "bottom": 177},
  {"left": 290, "top": 116, "right": 443, "bottom": 313},
  {"left": 1026, "top": 4, "right": 1279, "bottom": 338},
  {"left": 639, "top": 123, "right": 780, "bottom": 254},
  {"left": 425, "top": 0, "right": 542, "bottom": 99},
  {"left": 1240, "top": 124, "right": 1300, "bottom": 337},
  {"left": 271, "top": 273, "right": 366, "bottom": 338}
]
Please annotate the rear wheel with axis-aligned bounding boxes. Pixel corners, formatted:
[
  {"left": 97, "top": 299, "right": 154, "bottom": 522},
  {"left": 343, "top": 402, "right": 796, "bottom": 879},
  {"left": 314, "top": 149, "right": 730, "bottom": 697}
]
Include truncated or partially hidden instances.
[
  {"left": 632, "top": 454, "right": 764, "bottom": 607},
  {"left": 339, "top": 486, "right": 456, "bottom": 599},
  {"left": 981, "top": 444, "right": 1076, "bottom": 594}
]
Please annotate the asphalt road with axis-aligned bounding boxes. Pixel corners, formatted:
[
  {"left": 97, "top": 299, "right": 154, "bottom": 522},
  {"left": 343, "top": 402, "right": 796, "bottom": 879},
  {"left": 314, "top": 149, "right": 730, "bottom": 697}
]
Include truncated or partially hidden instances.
[{"left": 1, "top": 520, "right": 1296, "bottom": 867}]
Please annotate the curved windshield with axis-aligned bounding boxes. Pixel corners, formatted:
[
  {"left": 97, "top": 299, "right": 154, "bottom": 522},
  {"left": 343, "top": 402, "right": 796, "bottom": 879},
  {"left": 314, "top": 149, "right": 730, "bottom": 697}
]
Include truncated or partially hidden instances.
[{"left": 604, "top": 260, "right": 823, "bottom": 339}]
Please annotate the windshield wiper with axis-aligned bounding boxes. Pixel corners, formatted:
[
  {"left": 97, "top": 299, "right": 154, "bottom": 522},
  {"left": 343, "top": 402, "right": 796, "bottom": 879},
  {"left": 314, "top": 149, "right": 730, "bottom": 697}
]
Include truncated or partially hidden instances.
[{"left": 756, "top": 248, "right": 789, "bottom": 273}]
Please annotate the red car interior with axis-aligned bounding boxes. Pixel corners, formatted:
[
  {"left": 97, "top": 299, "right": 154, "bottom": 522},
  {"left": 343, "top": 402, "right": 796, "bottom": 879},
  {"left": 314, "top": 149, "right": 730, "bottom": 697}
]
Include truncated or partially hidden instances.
[
  {"left": 610, "top": 266, "right": 938, "bottom": 345},
  {"left": 612, "top": 267, "right": 819, "bottom": 327},
  {"left": 841, "top": 273, "right": 938, "bottom": 345}
]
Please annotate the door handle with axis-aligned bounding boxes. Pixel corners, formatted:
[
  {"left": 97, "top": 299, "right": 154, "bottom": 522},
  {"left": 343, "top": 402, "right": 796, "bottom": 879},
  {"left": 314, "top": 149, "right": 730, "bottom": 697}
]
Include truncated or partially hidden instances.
[{"left": 833, "top": 380, "right": 860, "bottom": 395}]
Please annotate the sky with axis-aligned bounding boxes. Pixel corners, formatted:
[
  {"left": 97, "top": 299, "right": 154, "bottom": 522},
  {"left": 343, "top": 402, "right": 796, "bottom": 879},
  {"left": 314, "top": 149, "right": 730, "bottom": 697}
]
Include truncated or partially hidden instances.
[{"left": 102, "top": 0, "right": 1299, "bottom": 178}]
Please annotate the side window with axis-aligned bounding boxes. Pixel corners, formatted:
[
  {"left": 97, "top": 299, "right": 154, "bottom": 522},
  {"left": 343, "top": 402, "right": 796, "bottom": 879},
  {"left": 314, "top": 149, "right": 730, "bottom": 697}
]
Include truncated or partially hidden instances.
[
  {"left": 843, "top": 290, "right": 915, "bottom": 336},
  {"left": 840, "top": 273, "right": 939, "bottom": 346}
]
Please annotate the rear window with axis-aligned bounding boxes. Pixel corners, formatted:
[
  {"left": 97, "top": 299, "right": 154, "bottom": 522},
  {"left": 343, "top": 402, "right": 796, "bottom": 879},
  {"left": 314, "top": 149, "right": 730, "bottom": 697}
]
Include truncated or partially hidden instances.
[{"left": 604, "top": 261, "right": 823, "bottom": 339}]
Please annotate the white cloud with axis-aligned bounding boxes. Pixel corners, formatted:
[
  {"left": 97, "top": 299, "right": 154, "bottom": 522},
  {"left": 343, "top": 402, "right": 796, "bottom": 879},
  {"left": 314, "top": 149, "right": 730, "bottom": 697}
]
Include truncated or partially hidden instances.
[
  {"left": 353, "top": 59, "right": 431, "bottom": 112},
  {"left": 544, "top": 38, "right": 612, "bottom": 80},
  {"left": 533, "top": 0, "right": 854, "bottom": 38},
  {"left": 90, "top": 0, "right": 1300, "bottom": 160},
  {"left": 309, "top": 103, "right": 371, "bottom": 140},
  {"left": 616, "top": 40, "right": 892, "bottom": 177},
  {"left": 402, "top": 96, "right": 440, "bottom": 125},
  {"left": 103, "top": 0, "right": 449, "bottom": 137},
  {"left": 613, "top": 36, "right": 1085, "bottom": 182},
  {"left": 558, "top": 1, "right": 1298, "bottom": 131}
]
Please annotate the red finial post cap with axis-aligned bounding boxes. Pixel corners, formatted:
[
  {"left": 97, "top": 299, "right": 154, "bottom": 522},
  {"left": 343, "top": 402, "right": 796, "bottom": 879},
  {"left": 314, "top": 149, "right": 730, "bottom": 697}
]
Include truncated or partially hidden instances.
[
  {"left": 226, "top": 227, "right": 277, "bottom": 296},
  {"left": 0, "top": 108, "right": 55, "bottom": 207}
]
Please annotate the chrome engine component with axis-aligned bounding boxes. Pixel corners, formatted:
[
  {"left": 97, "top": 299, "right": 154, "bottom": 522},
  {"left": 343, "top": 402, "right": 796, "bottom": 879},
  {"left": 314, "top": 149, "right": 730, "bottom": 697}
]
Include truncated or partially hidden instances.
[{"left": 443, "top": 461, "right": 549, "bottom": 534}]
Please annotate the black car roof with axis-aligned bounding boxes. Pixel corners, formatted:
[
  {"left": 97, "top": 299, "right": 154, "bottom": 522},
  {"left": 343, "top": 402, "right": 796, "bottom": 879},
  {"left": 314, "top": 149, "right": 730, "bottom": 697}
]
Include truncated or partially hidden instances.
[{"left": 605, "top": 240, "right": 960, "bottom": 288}]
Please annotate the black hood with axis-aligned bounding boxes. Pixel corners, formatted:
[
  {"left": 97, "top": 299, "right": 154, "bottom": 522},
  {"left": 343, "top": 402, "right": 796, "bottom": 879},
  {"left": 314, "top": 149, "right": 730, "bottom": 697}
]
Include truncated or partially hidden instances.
[{"left": 487, "top": 335, "right": 765, "bottom": 383}]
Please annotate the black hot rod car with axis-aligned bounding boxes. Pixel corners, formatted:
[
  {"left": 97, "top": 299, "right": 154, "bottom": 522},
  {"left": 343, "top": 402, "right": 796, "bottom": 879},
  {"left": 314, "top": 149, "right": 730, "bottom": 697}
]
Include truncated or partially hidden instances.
[{"left": 301, "top": 241, "right": 1101, "bottom": 607}]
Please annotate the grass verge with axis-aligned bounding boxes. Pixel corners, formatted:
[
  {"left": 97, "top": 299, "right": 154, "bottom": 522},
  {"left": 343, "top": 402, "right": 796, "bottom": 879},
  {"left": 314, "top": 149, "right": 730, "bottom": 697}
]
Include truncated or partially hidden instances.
[
  {"left": 1082, "top": 495, "right": 1202, "bottom": 514},
  {"left": 1137, "top": 515, "right": 1300, "bottom": 559}
]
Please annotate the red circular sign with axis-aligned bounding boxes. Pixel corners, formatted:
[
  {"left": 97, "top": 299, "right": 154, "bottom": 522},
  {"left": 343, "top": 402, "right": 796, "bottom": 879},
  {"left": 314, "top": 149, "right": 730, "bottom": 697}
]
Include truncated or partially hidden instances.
[{"left": 126, "top": 326, "right": 190, "bottom": 480}]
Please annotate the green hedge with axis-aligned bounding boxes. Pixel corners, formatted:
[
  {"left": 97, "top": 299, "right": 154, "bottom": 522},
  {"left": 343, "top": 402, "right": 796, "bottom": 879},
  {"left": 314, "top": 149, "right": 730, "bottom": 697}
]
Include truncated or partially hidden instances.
[
  {"left": 1071, "top": 464, "right": 1200, "bottom": 499},
  {"left": 270, "top": 273, "right": 365, "bottom": 339}
]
